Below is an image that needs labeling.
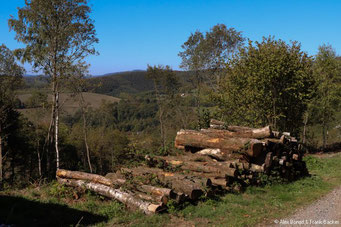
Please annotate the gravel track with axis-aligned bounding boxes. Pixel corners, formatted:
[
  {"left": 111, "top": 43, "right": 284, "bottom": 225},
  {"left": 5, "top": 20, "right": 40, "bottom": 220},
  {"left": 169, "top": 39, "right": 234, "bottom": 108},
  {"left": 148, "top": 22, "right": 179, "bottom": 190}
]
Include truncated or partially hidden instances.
[{"left": 271, "top": 186, "right": 341, "bottom": 226}]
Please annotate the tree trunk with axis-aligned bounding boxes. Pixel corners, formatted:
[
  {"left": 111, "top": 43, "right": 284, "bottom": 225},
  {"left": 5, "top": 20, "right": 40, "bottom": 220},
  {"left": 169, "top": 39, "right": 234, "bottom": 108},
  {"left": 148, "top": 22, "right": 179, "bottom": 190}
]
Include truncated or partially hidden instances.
[
  {"left": 83, "top": 115, "right": 92, "bottom": 173},
  {"left": 37, "top": 139, "right": 42, "bottom": 178},
  {"left": 134, "top": 191, "right": 169, "bottom": 205},
  {"left": 139, "top": 185, "right": 175, "bottom": 199},
  {"left": 175, "top": 130, "right": 264, "bottom": 157},
  {"left": 210, "top": 178, "right": 228, "bottom": 187},
  {"left": 155, "top": 156, "right": 237, "bottom": 177},
  {"left": 104, "top": 172, "right": 127, "bottom": 185},
  {"left": 195, "top": 148, "right": 245, "bottom": 161},
  {"left": 201, "top": 126, "right": 272, "bottom": 139},
  {"left": 44, "top": 92, "right": 55, "bottom": 176},
  {"left": 159, "top": 106, "right": 166, "bottom": 150},
  {"left": 0, "top": 135, "right": 2, "bottom": 185},
  {"left": 195, "top": 70, "right": 201, "bottom": 129},
  {"left": 57, "top": 178, "right": 165, "bottom": 214},
  {"left": 55, "top": 91, "right": 60, "bottom": 170},
  {"left": 57, "top": 169, "right": 114, "bottom": 186},
  {"left": 121, "top": 167, "right": 211, "bottom": 200},
  {"left": 105, "top": 172, "right": 176, "bottom": 201},
  {"left": 302, "top": 113, "right": 308, "bottom": 144},
  {"left": 209, "top": 119, "right": 225, "bottom": 129},
  {"left": 322, "top": 117, "right": 326, "bottom": 149}
]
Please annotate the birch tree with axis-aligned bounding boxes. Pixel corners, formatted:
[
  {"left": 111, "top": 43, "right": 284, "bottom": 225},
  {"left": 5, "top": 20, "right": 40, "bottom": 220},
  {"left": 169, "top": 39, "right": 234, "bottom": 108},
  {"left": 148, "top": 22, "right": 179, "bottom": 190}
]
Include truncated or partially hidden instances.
[{"left": 9, "top": 0, "right": 98, "bottom": 171}]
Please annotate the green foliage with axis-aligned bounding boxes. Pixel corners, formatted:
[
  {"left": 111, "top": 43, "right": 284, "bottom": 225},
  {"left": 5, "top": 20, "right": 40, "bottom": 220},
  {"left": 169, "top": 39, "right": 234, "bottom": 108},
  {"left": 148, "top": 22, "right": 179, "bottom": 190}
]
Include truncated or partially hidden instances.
[
  {"left": 308, "top": 44, "right": 341, "bottom": 148},
  {"left": 179, "top": 24, "right": 244, "bottom": 72},
  {"left": 0, "top": 44, "right": 24, "bottom": 184},
  {"left": 213, "top": 37, "right": 315, "bottom": 135},
  {"left": 147, "top": 65, "right": 184, "bottom": 148},
  {"left": 68, "top": 125, "right": 130, "bottom": 174},
  {"left": 258, "top": 167, "right": 287, "bottom": 185},
  {"left": 0, "top": 44, "right": 24, "bottom": 120},
  {"left": 198, "top": 108, "right": 211, "bottom": 129},
  {"left": 179, "top": 24, "right": 244, "bottom": 128},
  {"left": 25, "top": 90, "right": 48, "bottom": 108},
  {"left": 304, "top": 155, "right": 326, "bottom": 170},
  {"left": 85, "top": 70, "right": 193, "bottom": 98},
  {"left": 47, "top": 181, "right": 73, "bottom": 199},
  {"left": 9, "top": 0, "right": 98, "bottom": 76},
  {"left": 71, "top": 96, "right": 159, "bottom": 132},
  {"left": 97, "top": 201, "right": 123, "bottom": 219}
]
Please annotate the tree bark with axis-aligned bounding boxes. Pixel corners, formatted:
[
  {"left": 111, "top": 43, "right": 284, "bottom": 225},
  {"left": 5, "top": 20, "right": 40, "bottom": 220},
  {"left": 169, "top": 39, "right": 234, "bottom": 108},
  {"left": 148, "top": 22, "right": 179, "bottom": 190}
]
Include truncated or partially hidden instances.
[
  {"left": 139, "top": 184, "right": 175, "bottom": 199},
  {"left": 155, "top": 156, "right": 237, "bottom": 177},
  {"left": 121, "top": 167, "right": 211, "bottom": 200},
  {"left": 105, "top": 172, "right": 176, "bottom": 201},
  {"left": 0, "top": 135, "right": 2, "bottom": 184},
  {"left": 196, "top": 149, "right": 245, "bottom": 161},
  {"left": 175, "top": 129, "right": 248, "bottom": 151},
  {"left": 104, "top": 172, "right": 127, "bottom": 185},
  {"left": 201, "top": 126, "right": 272, "bottom": 139},
  {"left": 44, "top": 86, "right": 55, "bottom": 176},
  {"left": 175, "top": 130, "right": 264, "bottom": 157},
  {"left": 195, "top": 70, "right": 202, "bottom": 129},
  {"left": 37, "top": 139, "right": 42, "bottom": 178},
  {"left": 55, "top": 91, "right": 60, "bottom": 170},
  {"left": 57, "top": 169, "right": 114, "bottom": 186},
  {"left": 302, "top": 113, "right": 308, "bottom": 144},
  {"left": 210, "top": 178, "right": 228, "bottom": 187},
  {"left": 57, "top": 178, "right": 165, "bottom": 214},
  {"left": 209, "top": 119, "right": 226, "bottom": 129},
  {"left": 322, "top": 118, "right": 326, "bottom": 149},
  {"left": 134, "top": 191, "right": 168, "bottom": 205}
]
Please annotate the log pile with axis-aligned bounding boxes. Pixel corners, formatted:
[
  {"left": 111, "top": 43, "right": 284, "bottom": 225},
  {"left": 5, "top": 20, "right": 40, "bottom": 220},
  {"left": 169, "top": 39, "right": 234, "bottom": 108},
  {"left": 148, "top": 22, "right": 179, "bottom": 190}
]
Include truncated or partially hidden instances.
[
  {"left": 57, "top": 119, "right": 308, "bottom": 214},
  {"left": 174, "top": 119, "right": 308, "bottom": 187}
]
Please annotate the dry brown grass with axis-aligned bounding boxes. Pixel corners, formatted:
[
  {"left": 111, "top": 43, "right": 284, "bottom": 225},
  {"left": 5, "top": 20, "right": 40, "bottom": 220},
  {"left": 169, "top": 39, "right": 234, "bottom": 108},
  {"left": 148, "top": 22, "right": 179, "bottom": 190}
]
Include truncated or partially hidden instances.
[{"left": 17, "top": 92, "right": 120, "bottom": 121}]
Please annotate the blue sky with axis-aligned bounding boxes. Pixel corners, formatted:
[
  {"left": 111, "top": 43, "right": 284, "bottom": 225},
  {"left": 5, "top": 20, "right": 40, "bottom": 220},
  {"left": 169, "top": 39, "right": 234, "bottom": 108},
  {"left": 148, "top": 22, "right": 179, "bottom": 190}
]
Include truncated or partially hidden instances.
[{"left": 1, "top": 0, "right": 340, "bottom": 75}]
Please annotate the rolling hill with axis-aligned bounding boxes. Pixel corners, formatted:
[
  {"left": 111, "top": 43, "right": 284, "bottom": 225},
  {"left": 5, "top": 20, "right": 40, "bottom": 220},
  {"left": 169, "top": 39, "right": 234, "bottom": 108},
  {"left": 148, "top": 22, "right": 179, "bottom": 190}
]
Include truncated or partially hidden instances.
[{"left": 24, "top": 70, "right": 194, "bottom": 97}]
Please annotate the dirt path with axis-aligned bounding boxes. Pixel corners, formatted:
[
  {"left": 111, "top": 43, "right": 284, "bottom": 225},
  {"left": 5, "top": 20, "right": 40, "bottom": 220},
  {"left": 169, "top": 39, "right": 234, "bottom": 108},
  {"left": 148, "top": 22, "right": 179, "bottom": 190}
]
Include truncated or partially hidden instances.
[{"left": 270, "top": 186, "right": 341, "bottom": 226}]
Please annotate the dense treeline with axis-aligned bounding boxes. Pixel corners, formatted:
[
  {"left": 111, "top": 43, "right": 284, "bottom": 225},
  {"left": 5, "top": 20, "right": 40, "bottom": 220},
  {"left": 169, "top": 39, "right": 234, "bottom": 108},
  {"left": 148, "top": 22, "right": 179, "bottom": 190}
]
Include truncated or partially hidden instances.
[
  {"left": 86, "top": 70, "right": 194, "bottom": 97},
  {"left": 0, "top": 0, "right": 340, "bottom": 189}
]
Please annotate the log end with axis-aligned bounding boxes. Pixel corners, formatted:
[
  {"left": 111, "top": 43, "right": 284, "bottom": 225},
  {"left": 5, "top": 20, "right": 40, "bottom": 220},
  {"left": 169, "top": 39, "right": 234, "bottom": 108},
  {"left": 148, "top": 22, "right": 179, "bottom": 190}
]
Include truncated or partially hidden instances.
[
  {"left": 56, "top": 169, "right": 67, "bottom": 177},
  {"left": 190, "top": 189, "right": 203, "bottom": 200},
  {"left": 250, "top": 141, "right": 264, "bottom": 157},
  {"left": 147, "top": 204, "right": 167, "bottom": 214}
]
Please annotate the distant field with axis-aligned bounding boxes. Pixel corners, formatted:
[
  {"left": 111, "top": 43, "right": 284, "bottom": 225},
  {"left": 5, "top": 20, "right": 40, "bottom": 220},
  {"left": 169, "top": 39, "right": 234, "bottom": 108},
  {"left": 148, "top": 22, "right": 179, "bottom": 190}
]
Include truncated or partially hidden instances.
[{"left": 17, "top": 92, "right": 120, "bottom": 122}]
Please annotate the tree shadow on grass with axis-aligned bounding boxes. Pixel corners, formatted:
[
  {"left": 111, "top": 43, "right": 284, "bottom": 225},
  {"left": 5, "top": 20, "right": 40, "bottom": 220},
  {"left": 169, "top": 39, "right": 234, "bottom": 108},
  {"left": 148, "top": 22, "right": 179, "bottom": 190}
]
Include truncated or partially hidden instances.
[{"left": 0, "top": 195, "right": 107, "bottom": 226}]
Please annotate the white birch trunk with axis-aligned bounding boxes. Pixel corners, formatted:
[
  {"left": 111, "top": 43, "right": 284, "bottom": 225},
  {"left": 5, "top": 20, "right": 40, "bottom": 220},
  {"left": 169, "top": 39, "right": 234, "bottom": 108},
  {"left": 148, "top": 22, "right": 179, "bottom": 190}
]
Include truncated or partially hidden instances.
[
  {"left": 57, "top": 178, "right": 165, "bottom": 214},
  {"left": 55, "top": 92, "right": 60, "bottom": 170}
]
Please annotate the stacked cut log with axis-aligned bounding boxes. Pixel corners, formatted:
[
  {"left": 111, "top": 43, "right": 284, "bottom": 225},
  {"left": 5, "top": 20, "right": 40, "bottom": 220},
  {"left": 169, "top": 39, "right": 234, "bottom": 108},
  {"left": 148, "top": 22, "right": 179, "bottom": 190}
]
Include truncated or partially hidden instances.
[
  {"left": 174, "top": 119, "right": 308, "bottom": 188},
  {"left": 56, "top": 119, "right": 308, "bottom": 214}
]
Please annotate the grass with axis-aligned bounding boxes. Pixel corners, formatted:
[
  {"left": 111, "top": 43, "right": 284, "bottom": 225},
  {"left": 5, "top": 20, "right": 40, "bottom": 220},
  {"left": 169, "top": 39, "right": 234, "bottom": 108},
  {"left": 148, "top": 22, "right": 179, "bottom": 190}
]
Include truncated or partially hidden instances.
[
  {"left": 18, "top": 92, "right": 120, "bottom": 113},
  {"left": 1, "top": 153, "right": 341, "bottom": 226},
  {"left": 17, "top": 91, "right": 120, "bottom": 123}
]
